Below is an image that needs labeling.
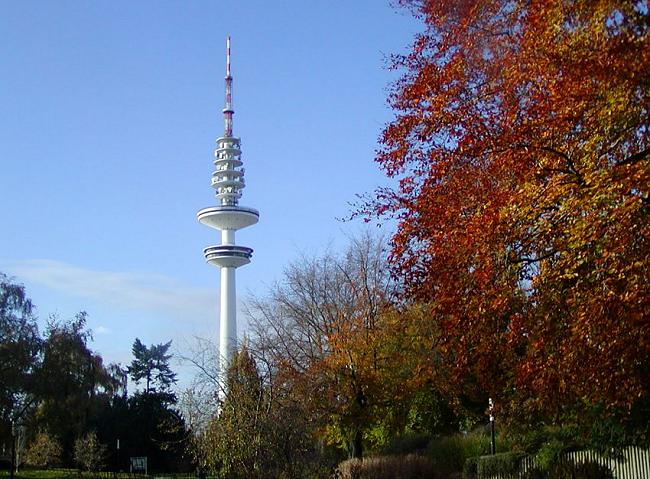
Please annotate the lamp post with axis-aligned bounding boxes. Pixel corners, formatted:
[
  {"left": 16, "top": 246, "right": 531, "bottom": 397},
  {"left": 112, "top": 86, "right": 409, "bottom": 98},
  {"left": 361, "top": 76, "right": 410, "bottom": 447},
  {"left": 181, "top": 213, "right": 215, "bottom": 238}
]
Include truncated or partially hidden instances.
[{"left": 489, "top": 397, "right": 496, "bottom": 455}]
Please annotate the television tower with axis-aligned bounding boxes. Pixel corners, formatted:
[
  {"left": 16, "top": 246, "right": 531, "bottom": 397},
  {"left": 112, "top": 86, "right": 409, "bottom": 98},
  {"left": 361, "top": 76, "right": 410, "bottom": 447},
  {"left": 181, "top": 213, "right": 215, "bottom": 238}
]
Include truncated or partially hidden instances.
[{"left": 197, "top": 37, "right": 259, "bottom": 378}]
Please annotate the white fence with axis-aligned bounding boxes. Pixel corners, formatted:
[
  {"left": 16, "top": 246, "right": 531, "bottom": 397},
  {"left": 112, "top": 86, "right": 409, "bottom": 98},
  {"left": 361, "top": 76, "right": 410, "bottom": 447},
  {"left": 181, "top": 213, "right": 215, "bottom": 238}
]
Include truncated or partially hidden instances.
[
  {"left": 565, "top": 447, "right": 650, "bottom": 479},
  {"left": 482, "top": 447, "right": 650, "bottom": 478}
]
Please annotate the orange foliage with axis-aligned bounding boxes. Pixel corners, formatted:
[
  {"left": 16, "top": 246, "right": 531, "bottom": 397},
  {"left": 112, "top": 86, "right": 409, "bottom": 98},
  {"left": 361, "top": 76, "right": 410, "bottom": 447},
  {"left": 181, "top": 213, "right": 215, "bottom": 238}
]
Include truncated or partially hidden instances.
[{"left": 372, "top": 0, "right": 649, "bottom": 421}]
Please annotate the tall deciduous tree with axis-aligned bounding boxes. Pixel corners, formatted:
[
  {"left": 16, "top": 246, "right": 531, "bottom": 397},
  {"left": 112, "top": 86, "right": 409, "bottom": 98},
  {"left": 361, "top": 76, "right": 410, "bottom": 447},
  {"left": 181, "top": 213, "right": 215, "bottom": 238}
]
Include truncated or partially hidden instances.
[
  {"left": 249, "top": 233, "right": 411, "bottom": 458},
  {"left": 368, "top": 0, "right": 649, "bottom": 439},
  {"left": 0, "top": 274, "right": 41, "bottom": 477},
  {"left": 37, "top": 313, "right": 116, "bottom": 464},
  {"left": 0, "top": 274, "right": 40, "bottom": 422}
]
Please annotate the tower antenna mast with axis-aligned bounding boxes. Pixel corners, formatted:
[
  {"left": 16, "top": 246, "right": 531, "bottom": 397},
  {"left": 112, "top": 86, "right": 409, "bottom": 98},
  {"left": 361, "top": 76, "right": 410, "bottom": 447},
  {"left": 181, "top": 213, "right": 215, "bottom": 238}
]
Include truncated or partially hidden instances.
[{"left": 224, "top": 35, "right": 234, "bottom": 137}]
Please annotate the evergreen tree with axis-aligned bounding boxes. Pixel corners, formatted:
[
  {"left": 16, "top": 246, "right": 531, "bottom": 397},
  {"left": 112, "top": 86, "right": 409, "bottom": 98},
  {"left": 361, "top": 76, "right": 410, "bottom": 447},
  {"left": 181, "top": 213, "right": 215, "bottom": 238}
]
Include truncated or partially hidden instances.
[{"left": 128, "top": 338, "right": 177, "bottom": 395}]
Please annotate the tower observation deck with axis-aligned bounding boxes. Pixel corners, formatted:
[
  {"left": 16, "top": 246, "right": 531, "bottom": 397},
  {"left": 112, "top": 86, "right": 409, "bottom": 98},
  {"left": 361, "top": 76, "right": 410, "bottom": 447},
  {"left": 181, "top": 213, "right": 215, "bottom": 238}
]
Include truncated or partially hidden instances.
[{"left": 197, "top": 37, "right": 259, "bottom": 378}]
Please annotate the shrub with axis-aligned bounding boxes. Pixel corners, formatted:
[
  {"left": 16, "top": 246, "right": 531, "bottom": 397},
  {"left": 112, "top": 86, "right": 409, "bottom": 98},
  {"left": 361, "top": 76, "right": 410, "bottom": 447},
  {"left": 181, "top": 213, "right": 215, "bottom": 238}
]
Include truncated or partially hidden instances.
[
  {"left": 427, "top": 434, "right": 490, "bottom": 475},
  {"left": 382, "top": 433, "right": 431, "bottom": 456},
  {"left": 571, "top": 460, "right": 614, "bottom": 479},
  {"left": 462, "top": 456, "right": 479, "bottom": 478},
  {"left": 521, "top": 466, "right": 546, "bottom": 479},
  {"left": 337, "top": 454, "right": 435, "bottom": 479},
  {"left": 535, "top": 438, "right": 567, "bottom": 470},
  {"left": 547, "top": 459, "right": 614, "bottom": 479},
  {"left": 483, "top": 456, "right": 614, "bottom": 479},
  {"left": 73, "top": 431, "right": 107, "bottom": 472},
  {"left": 476, "top": 452, "right": 526, "bottom": 477},
  {"left": 25, "top": 432, "right": 62, "bottom": 468}
]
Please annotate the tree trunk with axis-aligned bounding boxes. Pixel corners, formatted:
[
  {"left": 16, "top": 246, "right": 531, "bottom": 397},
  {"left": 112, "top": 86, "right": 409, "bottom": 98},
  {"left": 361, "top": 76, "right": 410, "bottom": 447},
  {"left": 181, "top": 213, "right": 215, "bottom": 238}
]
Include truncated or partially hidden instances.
[
  {"left": 10, "top": 429, "right": 16, "bottom": 479},
  {"left": 351, "top": 429, "right": 363, "bottom": 459}
]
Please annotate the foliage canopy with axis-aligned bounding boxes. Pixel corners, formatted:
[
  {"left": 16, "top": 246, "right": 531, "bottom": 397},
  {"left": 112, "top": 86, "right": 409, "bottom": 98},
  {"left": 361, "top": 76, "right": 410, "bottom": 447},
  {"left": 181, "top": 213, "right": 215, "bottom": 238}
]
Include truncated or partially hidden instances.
[{"left": 366, "top": 0, "right": 649, "bottom": 439}]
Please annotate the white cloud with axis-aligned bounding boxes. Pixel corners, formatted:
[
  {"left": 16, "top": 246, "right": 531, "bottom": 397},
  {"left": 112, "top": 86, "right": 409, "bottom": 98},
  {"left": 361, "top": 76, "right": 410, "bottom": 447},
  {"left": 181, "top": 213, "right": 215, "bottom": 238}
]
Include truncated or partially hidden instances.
[
  {"left": 95, "top": 325, "right": 111, "bottom": 335},
  {"left": 4, "top": 259, "right": 217, "bottom": 326}
]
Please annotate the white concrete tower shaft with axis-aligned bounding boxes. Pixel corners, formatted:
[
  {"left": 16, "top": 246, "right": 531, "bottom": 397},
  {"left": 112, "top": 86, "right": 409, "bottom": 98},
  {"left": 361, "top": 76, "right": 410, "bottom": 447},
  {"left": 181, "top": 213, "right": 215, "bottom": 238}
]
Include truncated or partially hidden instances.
[
  {"left": 220, "top": 267, "right": 236, "bottom": 365},
  {"left": 197, "top": 37, "right": 259, "bottom": 380}
]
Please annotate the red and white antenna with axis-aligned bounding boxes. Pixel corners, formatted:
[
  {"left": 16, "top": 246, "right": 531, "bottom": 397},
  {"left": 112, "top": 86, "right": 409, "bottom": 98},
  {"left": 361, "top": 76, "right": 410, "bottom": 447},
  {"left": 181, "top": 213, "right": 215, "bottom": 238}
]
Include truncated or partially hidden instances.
[
  {"left": 223, "top": 36, "right": 234, "bottom": 137},
  {"left": 226, "top": 36, "right": 231, "bottom": 77}
]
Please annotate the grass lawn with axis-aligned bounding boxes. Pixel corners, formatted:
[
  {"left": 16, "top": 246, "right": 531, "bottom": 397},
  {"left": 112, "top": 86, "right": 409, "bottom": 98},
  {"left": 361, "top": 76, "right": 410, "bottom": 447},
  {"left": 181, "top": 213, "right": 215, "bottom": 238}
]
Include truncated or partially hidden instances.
[
  {"left": 0, "top": 470, "right": 148, "bottom": 478},
  {"left": 0, "top": 470, "right": 210, "bottom": 479},
  {"left": 0, "top": 470, "right": 77, "bottom": 478}
]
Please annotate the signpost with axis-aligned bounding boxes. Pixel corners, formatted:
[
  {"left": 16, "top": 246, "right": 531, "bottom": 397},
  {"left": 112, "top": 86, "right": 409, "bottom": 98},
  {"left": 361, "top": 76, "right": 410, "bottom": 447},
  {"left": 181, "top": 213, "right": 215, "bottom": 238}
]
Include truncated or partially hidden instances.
[{"left": 130, "top": 456, "right": 147, "bottom": 475}]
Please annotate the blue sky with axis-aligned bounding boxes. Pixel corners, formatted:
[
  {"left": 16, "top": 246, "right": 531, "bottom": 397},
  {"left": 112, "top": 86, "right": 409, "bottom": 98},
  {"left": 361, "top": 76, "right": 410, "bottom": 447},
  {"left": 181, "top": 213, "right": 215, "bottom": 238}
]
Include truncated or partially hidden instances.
[{"left": 0, "top": 1, "right": 420, "bottom": 389}]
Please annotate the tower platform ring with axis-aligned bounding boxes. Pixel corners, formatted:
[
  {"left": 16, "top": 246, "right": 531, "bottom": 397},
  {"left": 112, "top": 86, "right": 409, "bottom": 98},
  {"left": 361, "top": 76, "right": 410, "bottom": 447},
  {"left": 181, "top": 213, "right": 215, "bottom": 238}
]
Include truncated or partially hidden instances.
[
  {"left": 197, "top": 205, "right": 259, "bottom": 230},
  {"left": 203, "top": 244, "right": 253, "bottom": 268},
  {"left": 211, "top": 178, "right": 245, "bottom": 189},
  {"left": 214, "top": 157, "right": 242, "bottom": 167}
]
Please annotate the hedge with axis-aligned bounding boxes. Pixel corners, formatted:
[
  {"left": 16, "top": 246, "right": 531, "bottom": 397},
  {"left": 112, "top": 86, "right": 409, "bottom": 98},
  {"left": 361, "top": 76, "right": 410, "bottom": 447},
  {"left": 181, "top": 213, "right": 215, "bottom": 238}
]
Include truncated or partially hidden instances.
[{"left": 463, "top": 452, "right": 526, "bottom": 478}]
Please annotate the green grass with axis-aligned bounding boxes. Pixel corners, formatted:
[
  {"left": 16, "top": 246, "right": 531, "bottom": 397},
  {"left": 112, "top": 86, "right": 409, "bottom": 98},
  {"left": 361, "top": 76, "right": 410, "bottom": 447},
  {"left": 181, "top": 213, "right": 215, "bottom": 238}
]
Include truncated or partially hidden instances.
[
  {"left": 0, "top": 470, "right": 147, "bottom": 479},
  {"left": 0, "top": 471, "right": 214, "bottom": 479},
  {"left": 0, "top": 469, "right": 78, "bottom": 478}
]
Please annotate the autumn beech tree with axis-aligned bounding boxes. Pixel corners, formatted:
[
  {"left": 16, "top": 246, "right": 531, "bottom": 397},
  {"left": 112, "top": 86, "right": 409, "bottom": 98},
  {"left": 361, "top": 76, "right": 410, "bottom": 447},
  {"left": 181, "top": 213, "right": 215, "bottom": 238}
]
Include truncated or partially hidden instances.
[{"left": 366, "top": 0, "right": 649, "bottom": 438}]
